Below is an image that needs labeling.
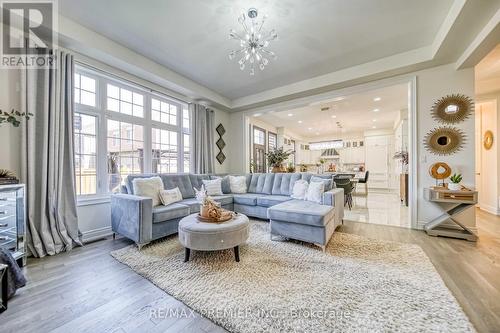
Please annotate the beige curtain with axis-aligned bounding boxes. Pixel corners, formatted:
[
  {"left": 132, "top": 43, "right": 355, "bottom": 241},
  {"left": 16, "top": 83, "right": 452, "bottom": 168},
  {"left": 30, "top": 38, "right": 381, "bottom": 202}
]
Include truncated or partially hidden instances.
[{"left": 21, "top": 50, "right": 82, "bottom": 257}]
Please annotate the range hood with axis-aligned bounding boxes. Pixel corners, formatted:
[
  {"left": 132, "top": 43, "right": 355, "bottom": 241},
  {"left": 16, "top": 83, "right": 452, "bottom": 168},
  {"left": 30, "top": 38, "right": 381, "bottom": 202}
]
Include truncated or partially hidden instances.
[{"left": 321, "top": 148, "right": 340, "bottom": 158}]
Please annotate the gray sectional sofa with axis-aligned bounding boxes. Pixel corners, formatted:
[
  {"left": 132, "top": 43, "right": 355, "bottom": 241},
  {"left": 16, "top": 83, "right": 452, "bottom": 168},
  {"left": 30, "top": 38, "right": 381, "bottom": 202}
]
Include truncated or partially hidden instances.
[{"left": 111, "top": 173, "right": 344, "bottom": 250}]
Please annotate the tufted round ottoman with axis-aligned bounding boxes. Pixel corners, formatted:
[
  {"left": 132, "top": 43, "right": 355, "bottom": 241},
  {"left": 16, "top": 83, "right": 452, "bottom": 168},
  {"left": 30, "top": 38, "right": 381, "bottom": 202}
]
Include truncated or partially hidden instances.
[{"left": 178, "top": 213, "right": 250, "bottom": 262}]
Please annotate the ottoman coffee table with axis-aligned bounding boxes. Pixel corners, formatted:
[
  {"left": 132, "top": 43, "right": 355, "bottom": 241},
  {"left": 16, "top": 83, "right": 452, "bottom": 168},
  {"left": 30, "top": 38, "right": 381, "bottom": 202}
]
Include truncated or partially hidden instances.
[{"left": 178, "top": 213, "right": 250, "bottom": 262}]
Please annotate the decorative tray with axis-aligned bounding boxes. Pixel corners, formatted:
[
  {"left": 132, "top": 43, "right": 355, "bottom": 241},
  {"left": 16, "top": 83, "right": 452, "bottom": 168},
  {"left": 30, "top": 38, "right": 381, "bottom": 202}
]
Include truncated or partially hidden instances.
[{"left": 196, "top": 213, "right": 234, "bottom": 223}]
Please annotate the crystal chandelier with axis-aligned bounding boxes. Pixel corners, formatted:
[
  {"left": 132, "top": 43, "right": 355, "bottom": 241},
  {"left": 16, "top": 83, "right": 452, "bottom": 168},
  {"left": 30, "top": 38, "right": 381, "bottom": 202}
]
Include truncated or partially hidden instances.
[{"left": 228, "top": 8, "right": 278, "bottom": 75}]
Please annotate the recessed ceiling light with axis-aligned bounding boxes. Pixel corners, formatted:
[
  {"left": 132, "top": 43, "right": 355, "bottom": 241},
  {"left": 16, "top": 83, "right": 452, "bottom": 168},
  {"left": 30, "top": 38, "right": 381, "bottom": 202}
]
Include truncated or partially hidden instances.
[
  {"left": 374, "top": 97, "right": 381, "bottom": 102},
  {"left": 331, "top": 115, "right": 337, "bottom": 118},
  {"left": 298, "top": 120, "right": 303, "bottom": 124},
  {"left": 308, "top": 127, "right": 312, "bottom": 130},
  {"left": 287, "top": 113, "right": 293, "bottom": 117},
  {"left": 373, "top": 108, "right": 380, "bottom": 112},
  {"left": 372, "top": 119, "right": 377, "bottom": 122},
  {"left": 372, "top": 126, "right": 377, "bottom": 129},
  {"left": 253, "top": 113, "right": 262, "bottom": 117}
]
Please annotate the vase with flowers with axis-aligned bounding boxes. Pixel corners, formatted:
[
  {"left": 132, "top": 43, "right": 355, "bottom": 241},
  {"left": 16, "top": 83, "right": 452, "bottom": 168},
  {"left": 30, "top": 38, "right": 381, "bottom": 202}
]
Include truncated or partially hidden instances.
[{"left": 266, "top": 147, "right": 294, "bottom": 173}]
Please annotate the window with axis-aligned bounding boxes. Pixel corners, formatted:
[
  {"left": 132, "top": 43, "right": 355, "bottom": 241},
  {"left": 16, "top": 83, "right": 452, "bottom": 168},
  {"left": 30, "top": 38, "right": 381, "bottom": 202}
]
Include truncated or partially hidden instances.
[
  {"left": 74, "top": 73, "right": 96, "bottom": 107},
  {"left": 74, "top": 113, "right": 97, "bottom": 195},
  {"left": 152, "top": 98, "right": 177, "bottom": 125},
  {"left": 183, "top": 133, "right": 190, "bottom": 172},
  {"left": 253, "top": 127, "right": 265, "bottom": 145},
  {"left": 107, "top": 120, "right": 144, "bottom": 192},
  {"left": 73, "top": 66, "right": 191, "bottom": 198},
  {"left": 152, "top": 128, "right": 178, "bottom": 173},
  {"left": 268, "top": 132, "right": 277, "bottom": 152},
  {"left": 107, "top": 84, "right": 144, "bottom": 118}
]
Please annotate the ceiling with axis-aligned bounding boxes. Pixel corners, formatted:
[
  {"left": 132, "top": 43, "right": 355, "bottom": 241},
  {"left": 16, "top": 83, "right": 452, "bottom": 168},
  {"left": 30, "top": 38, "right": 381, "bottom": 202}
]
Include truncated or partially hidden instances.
[
  {"left": 256, "top": 84, "right": 408, "bottom": 139},
  {"left": 476, "top": 43, "right": 500, "bottom": 95},
  {"left": 59, "top": 0, "right": 454, "bottom": 100}
]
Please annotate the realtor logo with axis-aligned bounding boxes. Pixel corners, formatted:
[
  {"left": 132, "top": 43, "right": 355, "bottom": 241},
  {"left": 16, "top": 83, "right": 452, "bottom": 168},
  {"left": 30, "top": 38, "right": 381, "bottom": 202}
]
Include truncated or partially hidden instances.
[{"left": 1, "top": 0, "right": 57, "bottom": 68}]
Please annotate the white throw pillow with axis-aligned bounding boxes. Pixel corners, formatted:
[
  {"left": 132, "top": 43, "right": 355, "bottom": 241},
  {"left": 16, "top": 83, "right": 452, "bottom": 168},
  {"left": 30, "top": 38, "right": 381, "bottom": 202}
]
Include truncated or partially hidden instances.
[
  {"left": 291, "top": 180, "right": 309, "bottom": 200},
  {"left": 159, "top": 187, "right": 183, "bottom": 206},
  {"left": 202, "top": 178, "right": 223, "bottom": 196},
  {"left": 229, "top": 175, "right": 247, "bottom": 194},
  {"left": 132, "top": 177, "right": 163, "bottom": 206},
  {"left": 305, "top": 181, "right": 325, "bottom": 204}
]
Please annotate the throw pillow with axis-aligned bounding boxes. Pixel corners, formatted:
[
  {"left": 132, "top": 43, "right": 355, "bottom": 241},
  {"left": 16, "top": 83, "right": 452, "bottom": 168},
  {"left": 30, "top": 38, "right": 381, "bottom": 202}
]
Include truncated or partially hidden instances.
[
  {"left": 202, "top": 178, "right": 223, "bottom": 196},
  {"left": 159, "top": 187, "right": 183, "bottom": 206},
  {"left": 132, "top": 177, "right": 163, "bottom": 206},
  {"left": 311, "top": 176, "right": 333, "bottom": 191},
  {"left": 291, "top": 179, "right": 309, "bottom": 200},
  {"left": 305, "top": 181, "right": 325, "bottom": 204},
  {"left": 210, "top": 175, "right": 231, "bottom": 194},
  {"left": 229, "top": 175, "right": 247, "bottom": 194}
]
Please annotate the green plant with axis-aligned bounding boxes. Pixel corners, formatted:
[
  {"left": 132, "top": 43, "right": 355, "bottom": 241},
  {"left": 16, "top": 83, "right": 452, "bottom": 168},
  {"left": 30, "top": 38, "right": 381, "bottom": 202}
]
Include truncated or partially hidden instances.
[
  {"left": 266, "top": 147, "right": 293, "bottom": 168},
  {"left": 249, "top": 159, "right": 257, "bottom": 173},
  {"left": 319, "top": 158, "right": 326, "bottom": 164},
  {"left": 0, "top": 109, "right": 33, "bottom": 127},
  {"left": 0, "top": 169, "right": 15, "bottom": 178},
  {"left": 286, "top": 162, "right": 295, "bottom": 173},
  {"left": 450, "top": 173, "right": 462, "bottom": 184}
]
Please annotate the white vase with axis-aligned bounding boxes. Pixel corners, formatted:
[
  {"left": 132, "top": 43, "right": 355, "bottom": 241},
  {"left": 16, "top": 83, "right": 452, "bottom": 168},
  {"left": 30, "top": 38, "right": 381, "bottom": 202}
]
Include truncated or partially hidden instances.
[{"left": 448, "top": 183, "right": 461, "bottom": 191}]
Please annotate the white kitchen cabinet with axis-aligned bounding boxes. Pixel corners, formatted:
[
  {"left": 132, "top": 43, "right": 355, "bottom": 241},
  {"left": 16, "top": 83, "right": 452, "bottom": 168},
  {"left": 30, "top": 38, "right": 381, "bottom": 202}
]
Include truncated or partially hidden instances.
[{"left": 364, "top": 135, "right": 391, "bottom": 189}]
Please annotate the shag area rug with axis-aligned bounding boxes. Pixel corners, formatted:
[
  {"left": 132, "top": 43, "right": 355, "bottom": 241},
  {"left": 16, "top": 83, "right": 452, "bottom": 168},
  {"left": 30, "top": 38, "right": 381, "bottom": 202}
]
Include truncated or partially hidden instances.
[{"left": 111, "top": 221, "right": 474, "bottom": 333}]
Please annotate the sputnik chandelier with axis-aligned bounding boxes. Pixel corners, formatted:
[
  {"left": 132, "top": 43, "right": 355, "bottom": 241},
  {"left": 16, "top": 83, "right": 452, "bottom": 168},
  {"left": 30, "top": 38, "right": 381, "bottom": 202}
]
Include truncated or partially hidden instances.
[{"left": 228, "top": 8, "right": 278, "bottom": 75}]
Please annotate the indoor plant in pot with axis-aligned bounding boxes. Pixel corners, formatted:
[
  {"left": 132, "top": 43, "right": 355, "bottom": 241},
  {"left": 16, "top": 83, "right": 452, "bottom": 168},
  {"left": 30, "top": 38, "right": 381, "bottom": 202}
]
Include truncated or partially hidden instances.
[
  {"left": 266, "top": 147, "right": 293, "bottom": 173},
  {"left": 448, "top": 173, "right": 462, "bottom": 191}
]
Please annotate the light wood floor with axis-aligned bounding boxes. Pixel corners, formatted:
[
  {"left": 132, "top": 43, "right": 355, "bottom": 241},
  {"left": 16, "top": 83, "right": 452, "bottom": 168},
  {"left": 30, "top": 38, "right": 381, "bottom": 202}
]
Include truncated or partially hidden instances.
[{"left": 2, "top": 208, "right": 499, "bottom": 333}]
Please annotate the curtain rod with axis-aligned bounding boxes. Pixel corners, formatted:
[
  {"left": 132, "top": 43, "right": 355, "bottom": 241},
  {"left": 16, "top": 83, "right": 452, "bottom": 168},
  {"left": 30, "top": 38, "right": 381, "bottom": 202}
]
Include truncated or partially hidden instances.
[{"left": 74, "top": 60, "right": 192, "bottom": 105}]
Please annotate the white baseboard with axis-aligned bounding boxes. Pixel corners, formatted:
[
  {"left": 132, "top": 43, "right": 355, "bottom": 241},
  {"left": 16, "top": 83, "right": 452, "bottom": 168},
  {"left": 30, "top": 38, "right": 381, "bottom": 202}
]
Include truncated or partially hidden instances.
[
  {"left": 478, "top": 204, "right": 500, "bottom": 216},
  {"left": 81, "top": 226, "right": 113, "bottom": 243}
]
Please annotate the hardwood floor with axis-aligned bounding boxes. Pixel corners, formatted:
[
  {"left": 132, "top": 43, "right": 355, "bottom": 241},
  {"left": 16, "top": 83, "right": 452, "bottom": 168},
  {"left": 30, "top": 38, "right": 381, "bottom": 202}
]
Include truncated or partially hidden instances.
[{"left": 2, "top": 208, "right": 499, "bottom": 333}]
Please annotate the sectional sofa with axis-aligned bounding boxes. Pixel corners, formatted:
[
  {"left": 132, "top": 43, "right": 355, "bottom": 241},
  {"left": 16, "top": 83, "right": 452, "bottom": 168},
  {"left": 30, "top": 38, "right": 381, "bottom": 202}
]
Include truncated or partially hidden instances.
[{"left": 111, "top": 173, "right": 344, "bottom": 251}]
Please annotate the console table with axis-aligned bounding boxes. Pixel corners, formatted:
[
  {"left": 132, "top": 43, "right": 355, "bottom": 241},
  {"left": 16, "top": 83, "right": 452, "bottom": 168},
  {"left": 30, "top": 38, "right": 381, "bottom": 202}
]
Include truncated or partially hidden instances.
[{"left": 423, "top": 188, "right": 478, "bottom": 241}]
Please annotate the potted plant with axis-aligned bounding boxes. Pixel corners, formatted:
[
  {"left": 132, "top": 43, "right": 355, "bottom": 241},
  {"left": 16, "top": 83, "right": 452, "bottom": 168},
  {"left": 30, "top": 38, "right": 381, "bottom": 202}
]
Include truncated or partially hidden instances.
[
  {"left": 0, "top": 109, "right": 33, "bottom": 127},
  {"left": 286, "top": 162, "right": 296, "bottom": 173},
  {"left": 448, "top": 173, "right": 462, "bottom": 191},
  {"left": 266, "top": 147, "right": 293, "bottom": 173}
]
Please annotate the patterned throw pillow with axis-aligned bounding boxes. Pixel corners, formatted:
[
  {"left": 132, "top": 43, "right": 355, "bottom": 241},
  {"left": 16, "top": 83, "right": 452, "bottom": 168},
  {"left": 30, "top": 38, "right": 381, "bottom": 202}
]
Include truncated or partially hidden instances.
[
  {"left": 202, "top": 178, "right": 223, "bottom": 196},
  {"left": 291, "top": 179, "right": 309, "bottom": 200},
  {"left": 132, "top": 177, "right": 164, "bottom": 206},
  {"left": 305, "top": 181, "right": 325, "bottom": 204},
  {"left": 229, "top": 176, "right": 247, "bottom": 194},
  {"left": 159, "top": 187, "right": 183, "bottom": 206}
]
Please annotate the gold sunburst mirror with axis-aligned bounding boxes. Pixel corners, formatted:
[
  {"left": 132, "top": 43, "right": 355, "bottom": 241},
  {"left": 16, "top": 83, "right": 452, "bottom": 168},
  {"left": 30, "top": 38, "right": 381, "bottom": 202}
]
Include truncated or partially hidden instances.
[
  {"left": 484, "top": 130, "right": 494, "bottom": 150},
  {"left": 431, "top": 94, "right": 474, "bottom": 124},
  {"left": 424, "top": 127, "right": 466, "bottom": 156}
]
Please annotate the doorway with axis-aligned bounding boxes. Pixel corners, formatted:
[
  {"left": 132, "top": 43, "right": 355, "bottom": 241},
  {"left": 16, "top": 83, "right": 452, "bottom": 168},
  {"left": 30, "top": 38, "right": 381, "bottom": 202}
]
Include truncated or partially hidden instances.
[
  {"left": 252, "top": 126, "right": 266, "bottom": 173},
  {"left": 475, "top": 100, "right": 498, "bottom": 214}
]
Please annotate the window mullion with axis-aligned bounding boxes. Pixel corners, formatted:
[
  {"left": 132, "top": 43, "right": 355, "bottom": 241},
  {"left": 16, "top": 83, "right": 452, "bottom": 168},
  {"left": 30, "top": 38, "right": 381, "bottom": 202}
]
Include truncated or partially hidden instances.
[
  {"left": 98, "top": 76, "right": 108, "bottom": 195},
  {"left": 143, "top": 95, "right": 152, "bottom": 173}
]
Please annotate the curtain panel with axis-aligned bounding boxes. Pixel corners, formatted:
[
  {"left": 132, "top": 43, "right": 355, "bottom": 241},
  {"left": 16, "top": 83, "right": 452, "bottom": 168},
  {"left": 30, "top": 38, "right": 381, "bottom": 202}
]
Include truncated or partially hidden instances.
[
  {"left": 190, "top": 104, "right": 215, "bottom": 174},
  {"left": 21, "top": 50, "right": 82, "bottom": 257}
]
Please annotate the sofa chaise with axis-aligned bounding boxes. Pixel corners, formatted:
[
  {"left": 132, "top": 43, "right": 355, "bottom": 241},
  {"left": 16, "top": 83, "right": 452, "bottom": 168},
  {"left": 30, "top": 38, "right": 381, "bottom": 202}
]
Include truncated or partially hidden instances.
[{"left": 111, "top": 173, "right": 344, "bottom": 250}]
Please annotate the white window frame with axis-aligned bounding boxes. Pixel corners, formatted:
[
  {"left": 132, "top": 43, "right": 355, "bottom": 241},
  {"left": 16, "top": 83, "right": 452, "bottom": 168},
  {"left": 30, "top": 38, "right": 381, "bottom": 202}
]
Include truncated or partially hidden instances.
[{"left": 74, "top": 65, "right": 191, "bottom": 203}]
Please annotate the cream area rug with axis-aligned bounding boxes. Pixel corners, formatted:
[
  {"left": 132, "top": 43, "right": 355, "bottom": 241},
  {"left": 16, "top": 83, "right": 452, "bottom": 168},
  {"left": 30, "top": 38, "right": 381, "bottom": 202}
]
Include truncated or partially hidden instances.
[{"left": 111, "top": 221, "right": 474, "bottom": 333}]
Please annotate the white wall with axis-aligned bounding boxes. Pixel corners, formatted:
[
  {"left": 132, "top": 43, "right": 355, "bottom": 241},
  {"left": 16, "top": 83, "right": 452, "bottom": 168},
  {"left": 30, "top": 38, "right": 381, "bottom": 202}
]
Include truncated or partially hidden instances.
[
  {"left": 416, "top": 65, "right": 475, "bottom": 229},
  {"left": 0, "top": 69, "right": 22, "bottom": 177}
]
